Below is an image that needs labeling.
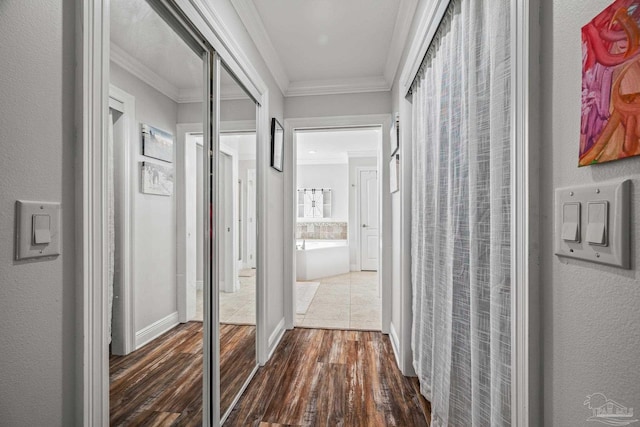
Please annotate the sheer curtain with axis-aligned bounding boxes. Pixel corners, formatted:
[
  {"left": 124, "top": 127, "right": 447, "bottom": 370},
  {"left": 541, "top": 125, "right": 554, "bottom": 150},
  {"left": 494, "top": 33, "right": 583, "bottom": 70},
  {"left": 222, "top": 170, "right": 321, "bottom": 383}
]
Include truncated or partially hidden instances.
[{"left": 410, "top": 0, "right": 511, "bottom": 425}]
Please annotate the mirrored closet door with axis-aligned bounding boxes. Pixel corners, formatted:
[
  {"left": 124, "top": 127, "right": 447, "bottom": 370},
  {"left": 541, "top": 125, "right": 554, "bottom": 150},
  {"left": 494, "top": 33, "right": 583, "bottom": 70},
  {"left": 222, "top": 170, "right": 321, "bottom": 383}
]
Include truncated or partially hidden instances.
[
  {"left": 217, "top": 64, "right": 259, "bottom": 421},
  {"left": 108, "top": 0, "right": 213, "bottom": 425}
]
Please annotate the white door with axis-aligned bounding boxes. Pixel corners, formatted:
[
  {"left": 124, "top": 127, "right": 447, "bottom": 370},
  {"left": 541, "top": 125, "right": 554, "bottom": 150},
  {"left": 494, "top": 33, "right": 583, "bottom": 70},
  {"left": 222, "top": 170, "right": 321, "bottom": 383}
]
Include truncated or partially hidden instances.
[
  {"left": 246, "top": 169, "right": 257, "bottom": 269},
  {"left": 359, "top": 169, "right": 379, "bottom": 271}
]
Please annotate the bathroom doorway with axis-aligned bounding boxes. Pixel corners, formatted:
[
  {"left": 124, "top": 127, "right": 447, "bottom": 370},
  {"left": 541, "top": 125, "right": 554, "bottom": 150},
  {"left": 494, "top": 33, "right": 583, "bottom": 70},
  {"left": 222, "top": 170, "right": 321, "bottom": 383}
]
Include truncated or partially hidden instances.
[{"left": 293, "top": 127, "right": 382, "bottom": 330}]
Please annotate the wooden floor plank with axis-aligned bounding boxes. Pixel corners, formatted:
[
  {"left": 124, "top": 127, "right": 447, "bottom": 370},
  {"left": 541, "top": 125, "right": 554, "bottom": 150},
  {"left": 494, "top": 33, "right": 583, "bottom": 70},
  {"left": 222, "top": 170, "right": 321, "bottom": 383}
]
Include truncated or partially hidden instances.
[
  {"left": 110, "top": 322, "right": 256, "bottom": 426},
  {"left": 226, "top": 328, "right": 431, "bottom": 427}
]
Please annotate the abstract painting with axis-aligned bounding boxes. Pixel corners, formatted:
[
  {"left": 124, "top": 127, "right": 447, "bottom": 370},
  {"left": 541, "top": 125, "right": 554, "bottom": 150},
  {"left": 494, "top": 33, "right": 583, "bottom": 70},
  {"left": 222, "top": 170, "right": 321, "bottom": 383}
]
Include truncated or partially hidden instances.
[
  {"left": 581, "top": 0, "right": 640, "bottom": 166},
  {"left": 141, "top": 162, "right": 173, "bottom": 196},
  {"left": 142, "top": 124, "right": 173, "bottom": 163}
]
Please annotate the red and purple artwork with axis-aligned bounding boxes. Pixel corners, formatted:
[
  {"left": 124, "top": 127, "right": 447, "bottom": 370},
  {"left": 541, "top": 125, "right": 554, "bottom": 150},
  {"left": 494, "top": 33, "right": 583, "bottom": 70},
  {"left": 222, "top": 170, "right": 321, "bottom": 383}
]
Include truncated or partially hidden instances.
[{"left": 581, "top": 0, "right": 640, "bottom": 166}]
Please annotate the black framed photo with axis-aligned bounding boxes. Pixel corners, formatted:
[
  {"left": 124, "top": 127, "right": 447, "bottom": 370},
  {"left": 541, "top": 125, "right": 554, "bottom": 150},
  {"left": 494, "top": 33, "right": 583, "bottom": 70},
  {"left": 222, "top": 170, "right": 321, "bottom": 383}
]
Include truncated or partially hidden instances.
[{"left": 271, "top": 117, "right": 284, "bottom": 172}]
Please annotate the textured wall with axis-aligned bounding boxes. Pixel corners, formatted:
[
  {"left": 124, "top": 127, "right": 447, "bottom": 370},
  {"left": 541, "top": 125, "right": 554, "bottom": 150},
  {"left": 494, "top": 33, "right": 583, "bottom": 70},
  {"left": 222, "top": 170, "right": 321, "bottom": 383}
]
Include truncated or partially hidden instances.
[
  {"left": 0, "top": 0, "right": 76, "bottom": 425},
  {"left": 541, "top": 0, "right": 640, "bottom": 424},
  {"left": 110, "top": 62, "right": 180, "bottom": 332}
]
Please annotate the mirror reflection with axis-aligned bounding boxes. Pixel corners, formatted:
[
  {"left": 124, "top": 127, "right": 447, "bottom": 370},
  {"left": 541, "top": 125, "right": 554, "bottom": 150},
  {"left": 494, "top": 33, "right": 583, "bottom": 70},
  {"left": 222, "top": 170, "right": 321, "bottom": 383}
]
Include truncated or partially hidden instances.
[
  {"left": 219, "top": 65, "right": 258, "bottom": 418},
  {"left": 108, "top": 0, "right": 206, "bottom": 424}
]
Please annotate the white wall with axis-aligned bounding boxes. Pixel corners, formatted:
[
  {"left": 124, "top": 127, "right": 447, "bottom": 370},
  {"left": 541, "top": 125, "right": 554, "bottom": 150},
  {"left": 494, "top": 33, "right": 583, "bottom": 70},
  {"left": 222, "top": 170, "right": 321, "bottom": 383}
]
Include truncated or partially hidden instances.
[
  {"left": 348, "top": 157, "right": 378, "bottom": 268},
  {"left": 178, "top": 99, "right": 255, "bottom": 124},
  {"left": 0, "top": 0, "right": 76, "bottom": 425},
  {"left": 285, "top": 91, "right": 391, "bottom": 118},
  {"left": 541, "top": 1, "right": 640, "bottom": 424},
  {"left": 297, "top": 164, "right": 349, "bottom": 222},
  {"left": 110, "top": 62, "right": 180, "bottom": 332}
]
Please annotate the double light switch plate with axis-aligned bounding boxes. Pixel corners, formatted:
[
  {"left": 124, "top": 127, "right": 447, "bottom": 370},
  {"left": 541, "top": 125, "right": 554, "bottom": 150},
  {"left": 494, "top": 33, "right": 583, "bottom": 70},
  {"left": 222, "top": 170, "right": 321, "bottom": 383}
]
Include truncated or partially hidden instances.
[{"left": 555, "top": 180, "right": 631, "bottom": 269}]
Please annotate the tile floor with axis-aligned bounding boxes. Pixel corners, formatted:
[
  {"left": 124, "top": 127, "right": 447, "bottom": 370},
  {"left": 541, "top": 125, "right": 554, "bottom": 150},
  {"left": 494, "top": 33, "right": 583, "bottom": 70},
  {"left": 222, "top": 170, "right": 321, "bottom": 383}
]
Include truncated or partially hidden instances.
[
  {"left": 193, "top": 275, "right": 256, "bottom": 325},
  {"left": 296, "top": 271, "right": 381, "bottom": 331},
  {"left": 194, "top": 270, "right": 380, "bottom": 330}
]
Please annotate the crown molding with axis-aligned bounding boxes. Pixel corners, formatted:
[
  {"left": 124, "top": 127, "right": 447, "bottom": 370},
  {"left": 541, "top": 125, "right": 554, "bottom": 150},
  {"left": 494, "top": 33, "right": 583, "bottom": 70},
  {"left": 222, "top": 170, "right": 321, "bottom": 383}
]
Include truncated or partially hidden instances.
[
  {"left": 110, "top": 42, "right": 180, "bottom": 101},
  {"left": 110, "top": 42, "right": 244, "bottom": 103},
  {"left": 230, "top": 0, "right": 290, "bottom": 94},
  {"left": 384, "top": 0, "right": 419, "bottom": 86},
  {"left": 286, "top": 76, "right": 390, "bottom": 97}
]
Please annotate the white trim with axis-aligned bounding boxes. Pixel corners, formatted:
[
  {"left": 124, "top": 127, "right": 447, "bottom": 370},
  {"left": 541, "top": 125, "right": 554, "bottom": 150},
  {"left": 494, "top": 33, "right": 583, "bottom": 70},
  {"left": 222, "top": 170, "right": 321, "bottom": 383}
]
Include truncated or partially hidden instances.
[
  {"left": 511, "top": 0, "right": 539, "bottom": 425},
  {"left": 110, "top": 42, "right": 180, "bottom": 102},
  {"left": 383, "top": 0, "right": 419, "bottom": 86},
  {"left": 111, "top": 42, "right": 245, "bottom": 103},
  {"left": 389, "top": 321, "right": 402, "bottom": 368},
  {"left": 267, "top": 317, "right": 286, "bottom": 358},
  {"left": 77, "top": 0, "right": 109, "bottom": 424},
  {"left": 108, "top": 84, "right": 136, "bottom": 356},
  {"left": 286, "top": 76, "right": 390, "bottom": 97},
  {"left": 229, "top": 0, "right": 289, "bottom": 94},
  {"left": 134, "top": 312, "right": 180, "bottom": 349},
  {"left": 284, "top": 115, "right": 392, "bottom": 334},
  {"left": 398, "top": 0, "right": 452, "bottom": 96},
  {"left": 176, "top": 123, "right": 203, "bottom": 324}
]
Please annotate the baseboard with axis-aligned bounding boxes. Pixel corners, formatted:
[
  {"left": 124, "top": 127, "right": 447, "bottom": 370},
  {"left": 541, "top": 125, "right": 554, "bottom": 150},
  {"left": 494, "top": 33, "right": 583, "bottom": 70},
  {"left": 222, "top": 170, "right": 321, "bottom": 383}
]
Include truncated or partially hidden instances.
[
  {"left": 135, "top": 311, "right": 179, "bottom": 349},
  {"left": 267, "top": 318, "right": 286, "bottom": 360},
  {"left": 196, "top": 280, "right": 203, "bottom": 290},
  {"left": 389, "top": 321, "right": 402, "bottom": 369}
]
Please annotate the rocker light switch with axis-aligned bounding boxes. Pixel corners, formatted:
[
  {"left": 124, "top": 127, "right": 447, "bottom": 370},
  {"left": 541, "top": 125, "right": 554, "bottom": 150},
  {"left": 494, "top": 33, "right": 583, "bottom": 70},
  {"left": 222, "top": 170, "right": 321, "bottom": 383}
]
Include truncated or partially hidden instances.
[
  {"left": 32, "top": 214, "right": 52, "bottom": 244},
  {"left": 555, "top": 180, "right": 630, "bottom": 269},
  {"left": 561, "top": 202, "right": 580, "bottom": 242},
  {"left": 586, "top": 201, "right": 608, "bottom": 246},
  {"left": 15, "top": 200, "right": 61, "bottom": 260}
]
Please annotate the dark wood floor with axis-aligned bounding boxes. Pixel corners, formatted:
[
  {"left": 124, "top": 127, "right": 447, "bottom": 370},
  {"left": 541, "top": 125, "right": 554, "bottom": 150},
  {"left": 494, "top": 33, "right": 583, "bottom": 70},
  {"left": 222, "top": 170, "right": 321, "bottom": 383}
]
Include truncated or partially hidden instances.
[
  {"left": 110, "top": 321, "right": 256, "bottom": 426},
  {"left": 225, "top": 328, "right": 431, "bottom": 427}
]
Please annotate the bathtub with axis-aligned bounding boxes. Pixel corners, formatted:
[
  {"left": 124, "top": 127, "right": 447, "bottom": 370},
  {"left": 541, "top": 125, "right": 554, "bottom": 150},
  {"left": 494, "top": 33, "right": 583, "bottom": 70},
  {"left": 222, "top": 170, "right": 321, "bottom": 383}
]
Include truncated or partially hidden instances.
[{"left": 296, "top": 239, "right": 350, "bottom": 281}]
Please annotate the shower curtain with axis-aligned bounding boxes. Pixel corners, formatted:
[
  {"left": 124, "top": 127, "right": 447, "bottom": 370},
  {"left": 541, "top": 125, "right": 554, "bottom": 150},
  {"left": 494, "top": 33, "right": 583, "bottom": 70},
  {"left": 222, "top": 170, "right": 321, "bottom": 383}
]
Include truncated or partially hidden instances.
[{"left": 410, "top": 0, "right": 511, "bottom": 425}]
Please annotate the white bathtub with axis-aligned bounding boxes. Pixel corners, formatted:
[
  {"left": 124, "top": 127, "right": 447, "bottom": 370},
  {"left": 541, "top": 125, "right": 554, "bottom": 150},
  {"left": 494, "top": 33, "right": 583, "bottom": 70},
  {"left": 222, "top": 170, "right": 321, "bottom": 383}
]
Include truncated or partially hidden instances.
[{"left": 296, "top": 239, "right": 350, "bottom": 281}]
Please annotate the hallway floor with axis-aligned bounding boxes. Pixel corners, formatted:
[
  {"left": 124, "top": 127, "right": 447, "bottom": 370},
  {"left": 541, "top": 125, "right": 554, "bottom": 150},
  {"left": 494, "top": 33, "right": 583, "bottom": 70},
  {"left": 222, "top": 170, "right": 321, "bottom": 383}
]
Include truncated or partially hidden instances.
[
  {"left": 296, "top": 271, "right": 381, "bottom": 330},
  {"left": 225, "top": 328, "right": 431, "bottom": 426}
]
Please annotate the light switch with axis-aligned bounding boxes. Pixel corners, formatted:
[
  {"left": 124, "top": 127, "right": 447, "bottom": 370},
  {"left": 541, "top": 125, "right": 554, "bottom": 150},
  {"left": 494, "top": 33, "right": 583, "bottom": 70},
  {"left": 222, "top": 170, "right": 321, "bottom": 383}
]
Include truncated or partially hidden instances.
[
  {"left": 586, "top": 201, "right": 608, "bottom": 246},
  {"left": 32, "top": 214, "right": 52, "bottom": 245},
  {"left": 561, "top": 202, "right": 580, "bottom": 242},
  {"left": 555, "top": 180, "right": 630, "bottom": 269},
  {"left": 15, "top": 200, "right": 61, "bottom": 260}
]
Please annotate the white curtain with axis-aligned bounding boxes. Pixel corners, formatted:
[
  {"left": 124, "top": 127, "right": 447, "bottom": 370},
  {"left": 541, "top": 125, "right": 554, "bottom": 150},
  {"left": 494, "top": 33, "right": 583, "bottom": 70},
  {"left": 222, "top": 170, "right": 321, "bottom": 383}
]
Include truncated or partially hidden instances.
[{"left": 410, "top": 0, "right": 511, "bottom": 425}]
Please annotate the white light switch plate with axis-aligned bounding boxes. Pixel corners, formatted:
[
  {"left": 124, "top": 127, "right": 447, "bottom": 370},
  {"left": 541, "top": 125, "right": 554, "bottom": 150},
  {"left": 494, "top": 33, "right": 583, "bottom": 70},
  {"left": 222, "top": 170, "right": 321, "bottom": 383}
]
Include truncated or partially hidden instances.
[
  {"left": 555, "top": 180, "right": 630, "bottom": 269},
  {"left": 15, "top": 200, "right": 61, "bottom": 260}
]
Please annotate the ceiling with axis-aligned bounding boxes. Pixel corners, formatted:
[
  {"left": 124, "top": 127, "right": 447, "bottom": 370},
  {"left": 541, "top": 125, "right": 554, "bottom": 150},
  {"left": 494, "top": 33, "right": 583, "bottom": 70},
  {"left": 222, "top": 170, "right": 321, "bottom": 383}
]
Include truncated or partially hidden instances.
[
  {"left": 232, "top": 0, "right": 418, "bottom": 96},
  {"left": 110, "top": 0, "right": 249, "bottom": 103},
  {"left": 296, "top": 128, "right": 380, "bottom": 164}
]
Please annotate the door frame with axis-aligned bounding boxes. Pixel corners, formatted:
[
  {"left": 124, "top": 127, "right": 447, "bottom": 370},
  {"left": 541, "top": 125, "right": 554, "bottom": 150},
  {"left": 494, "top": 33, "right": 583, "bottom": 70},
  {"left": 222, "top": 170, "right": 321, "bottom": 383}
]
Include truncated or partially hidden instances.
[
  {"left": 283, "top": 115, "right": 392, "bottom": 334},
  {"left": 77, "top": 1, "right": 270, "bottom": 425},
  {"left": 107, "top": 84, "right": 136, "bottom": 356},
  {"left": 355, "top": 166, "right": 379, "bottom": 273}
]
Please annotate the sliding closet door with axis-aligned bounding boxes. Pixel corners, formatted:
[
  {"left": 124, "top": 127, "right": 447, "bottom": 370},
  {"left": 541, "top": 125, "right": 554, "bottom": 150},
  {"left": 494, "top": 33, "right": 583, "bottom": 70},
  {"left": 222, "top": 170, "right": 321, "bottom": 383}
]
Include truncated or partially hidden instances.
[{"left": 216, "top": 64, "right": 259, "bottom": 423}]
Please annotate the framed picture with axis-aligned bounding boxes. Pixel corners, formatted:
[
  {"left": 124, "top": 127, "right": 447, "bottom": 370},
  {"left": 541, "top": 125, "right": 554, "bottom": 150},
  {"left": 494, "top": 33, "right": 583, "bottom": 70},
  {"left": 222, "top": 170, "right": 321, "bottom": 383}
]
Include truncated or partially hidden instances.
[
  {"left": 390, "top": 154, "right": 399, "bottom": 193},
  {"left": 580, "top": 1, "right": 640, "bottom": 166},
  {"left": 142, "top": 124, "right": 174, "bottom": 163},
  {"left": 271, "top": 117, "right": 284, "bottom": 172},
  {"left": 390, "top": 113, "right": 400, "bottom": 156},
  {"left": 141, "top": 161, "right": 173, "bottom": 196}
]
